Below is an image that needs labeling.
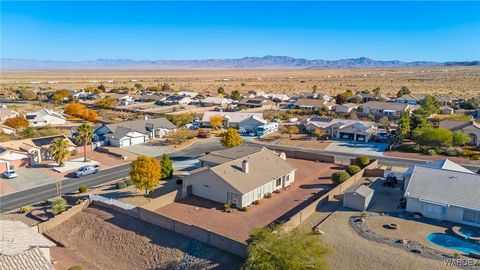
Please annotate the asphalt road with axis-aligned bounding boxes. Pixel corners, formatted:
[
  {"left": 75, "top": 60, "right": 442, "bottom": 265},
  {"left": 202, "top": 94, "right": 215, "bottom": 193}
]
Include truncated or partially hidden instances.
[
  {"left": 1, "top": 138, "right": 479, "bottom": 213},
  {"left": 0, "top": 139, "right": 223, "bottom": 213}
]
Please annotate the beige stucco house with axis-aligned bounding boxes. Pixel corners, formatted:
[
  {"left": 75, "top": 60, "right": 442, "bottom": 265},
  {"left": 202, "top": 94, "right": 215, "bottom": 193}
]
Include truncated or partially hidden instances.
[{"left": 184, "top": 146, "right": 296, "bottom": 208}]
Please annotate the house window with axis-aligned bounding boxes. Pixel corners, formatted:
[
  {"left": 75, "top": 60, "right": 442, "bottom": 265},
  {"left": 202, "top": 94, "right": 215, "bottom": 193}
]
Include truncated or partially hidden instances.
[
  {"left": 275, "top": 178, "right": 282, "bottom": 187},
  {"left": 421, "top": 202, "right": 445, "bottom": 216},
  {"left": 463, "top": 210, "right": 480, "bottom": 224}
]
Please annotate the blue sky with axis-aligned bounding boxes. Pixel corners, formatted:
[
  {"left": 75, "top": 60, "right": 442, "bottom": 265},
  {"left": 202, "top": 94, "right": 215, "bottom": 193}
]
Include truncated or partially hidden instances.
[{"left": 1, "top": 1, "right": 479, "bottom": 61}]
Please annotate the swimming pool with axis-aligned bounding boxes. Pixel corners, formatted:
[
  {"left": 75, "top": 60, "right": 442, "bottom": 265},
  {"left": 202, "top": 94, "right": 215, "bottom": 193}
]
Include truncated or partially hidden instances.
[
  {"left": 459, "top": 227, "right": 480, "bottom": 238},
  {"left": 427, "top": 233, "right": 480, "bottom": 255}
]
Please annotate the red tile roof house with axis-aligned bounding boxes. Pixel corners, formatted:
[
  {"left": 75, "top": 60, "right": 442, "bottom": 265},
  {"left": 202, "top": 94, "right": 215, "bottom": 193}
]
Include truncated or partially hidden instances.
[{"left": 186, "top": 146, "right": 296, "bottom": 208}]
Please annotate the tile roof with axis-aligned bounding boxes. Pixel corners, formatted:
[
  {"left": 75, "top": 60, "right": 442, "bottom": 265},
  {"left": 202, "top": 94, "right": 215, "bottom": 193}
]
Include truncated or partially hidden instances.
[
  {"left": 0, "top": 248, "right": 53, "bottom": 270},
  {"left": 209, "top": 149, "right": 296, "bottom": 194},
  {"left": 0, "top": 220, "right": 56, "bottom": 256},
  {"left": 405, "top": 166, "right": 480, "bottom": 210}
]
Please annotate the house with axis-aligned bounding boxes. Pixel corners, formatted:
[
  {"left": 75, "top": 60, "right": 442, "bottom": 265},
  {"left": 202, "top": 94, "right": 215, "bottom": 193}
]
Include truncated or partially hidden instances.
[
  {"left": 199, "top": 145, "right": 265, "bottom": 167},
  {"left": 348, "top": 93, "right": 375, "bottom": 103},
  {"left": 299, "top": 92, "right": 318, "bottom": 99},
  {"left": 177, "top": 91, "right": 198, "bottom": 98},
  {"left": 334, "top": 103, "right": 359, "bottom": 114},
  {"left": 439, "top": 120, "right": 480, "bottom": 146},
  {"left": 0, "top": 105, "right": 19, "bottom": 122},
  {"left": 0, "top": 220, "right": 56, "bottom": 270},
  {"left": 200, "top": 97, "right": 233, "bottom": 107},
  {"left": 404, "top": 165, "right": 480, "bottom": 228},
  {"left": 100, "top": 93, "right": 135, "bottom": 106},
  {"left": 261, "top": 93, "right": 289, "bottom": 102},
  {"left": 303, "top": 117, "right": 377, "bottom": 142},
  {"left": 343, "top": 185, "right": 374, "bottom": 211},
  {"left": 71, "top": 91, "right": 90, "bottom": 100},
  {"left": 439, "top": 106, "right": 454, "bottom": 115},
  {"left": 294, "top": 99, "right": 335, "bottom": 111},
  {"left": 238, "top": 97, "right": 274, "bottom": 108},
  {"left": 395, "top": 94, "right": 453, "bottom": 106},
  {"left": 402, "top": 159, "right": 475, "bottom": 189},
  {"left": 156, "top": 95, "right": 192, "bottom": 106},
  {"left": 25, "top": 109, "right": 66, "bottom": 127},
  {"left": 361, "top": 101, "right": 411, "bottom": 117},
  {"left": 95, "top": 117, "right": 177, "bottom": 147},
  {"left": 183, "top": 147, "right": 296, "bottom": 208},
  {"left": 201, "top": 111, "right": 266, "bottom": 132}
]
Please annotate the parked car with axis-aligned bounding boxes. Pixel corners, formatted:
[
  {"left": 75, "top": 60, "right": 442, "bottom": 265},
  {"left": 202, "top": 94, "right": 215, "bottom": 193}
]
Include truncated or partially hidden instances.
[
  {"left": 73, "top": 165, "right": 100, "bottom": 178},
  {"left": 3, "top": 169, "right": 18, "bottom": 179}
]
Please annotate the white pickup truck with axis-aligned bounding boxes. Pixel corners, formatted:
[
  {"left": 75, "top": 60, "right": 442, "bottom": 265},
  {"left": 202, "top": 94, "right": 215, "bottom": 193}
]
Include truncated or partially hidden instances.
[{"left": 73, "top": 165, "right": 100, "bottom": 178}]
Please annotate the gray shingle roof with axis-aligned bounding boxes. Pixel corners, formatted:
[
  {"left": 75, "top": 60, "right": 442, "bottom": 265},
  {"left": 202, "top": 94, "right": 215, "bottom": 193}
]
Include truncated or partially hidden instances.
[
  {"left": 0, "top": 220, "right": 56, "bottom": 256},
  {"left": 345, "top": 184, "right": 374, "bottom": 197},
  {"left": 362, "top": 101, "right": 410, "bottom": 111},
  {"left": 199, "top": 145, "right": 265, "bottom": 165},
  {"left": 405, "top": 166, "right": 480, "bottom": 211},
  {"left": 105, "top": 118, "right": 176, "bottom": 135}
]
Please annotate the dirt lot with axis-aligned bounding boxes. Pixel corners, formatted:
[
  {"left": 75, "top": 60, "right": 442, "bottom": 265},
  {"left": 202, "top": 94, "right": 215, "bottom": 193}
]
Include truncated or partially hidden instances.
[
  {"left": 155, "top": 158, "right": 341, "bottom": 241},
  {"left": 46, "top": 206, "right": 243, "bottom": 270},
  {"left": 2, "top": 67, "right": 479, "bottom": 98},
  {"left": 259, "top": 133, "right": 332, "bottom": 149}
]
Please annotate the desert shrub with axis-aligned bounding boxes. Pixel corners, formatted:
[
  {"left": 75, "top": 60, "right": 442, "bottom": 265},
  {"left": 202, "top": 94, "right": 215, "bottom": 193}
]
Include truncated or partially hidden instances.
[
  {"left": 78, "top": 185, "right": 88, "bottom": 193},
  {"left": 242, "top": 206, "right": 249, "bottom": 212},
  {"left": 223, "top": 204, "right": 231, "bottom": 212},
  {"left": 20, "top": 206, "right": 30, "bottom": 213},
  {"left": 442, "top": 147, "right": 464, "bottom": 157},
  {"left": 124, "top": 179, "right": 133, "bottom": 186},
  {"left": 346, "top": 165, "right": 361, "bottom": 176},
  {"left": 331, "top": 171, "right": 351, "bottom": 184},
  {"left": 264, "top": 192, "right": 272, "bottom": 199},
  {"left": 51, "top": 197, "right": 67, "bottom": 215},
  {"left": 453, "top": 252, "right": 461, "bottom": 259},
  {"left": 355, "top": 156, "right": 370, "bottom": 168},
  {"left": 396, "top": 144, "right": 422, "bottom": 153},
  {"left": 427, "top": 149, "right": 437, "bottom": 156},
  {"left": 116, "top": 181, "right": 127, "bottom": 189},
  {"left": 68, "top": 266, "right": 83, "bottom": 270},
  {"left": 253, "top": 200, "right": 260, "bottom": 205},
  {"left": 75, "top": 199, "right": 85, "bottom": 205}
]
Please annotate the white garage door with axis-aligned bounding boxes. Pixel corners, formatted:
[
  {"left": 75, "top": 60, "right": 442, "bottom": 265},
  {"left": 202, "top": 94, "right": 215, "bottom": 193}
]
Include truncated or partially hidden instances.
[{"left": 130, "top": 136, "right": 145, "bottom": 145}]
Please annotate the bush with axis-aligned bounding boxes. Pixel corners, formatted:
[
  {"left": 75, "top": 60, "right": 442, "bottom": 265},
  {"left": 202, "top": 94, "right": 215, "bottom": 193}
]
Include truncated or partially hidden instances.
[
  {"left": 242, "top": 206, "right": 249, "bottom": 212},
  {"left": 427, "top": 149, "right": 437, "bottom": 156},
  {"left": 75, "top": 199, "right": 85, "bottom": 205},
  {"left": 442, "top": 147, "right": 464, "bottom": 157},
  {"left": 264, "top": 192, "right": 272, "bottom": 199},
  {"left": 78, "top": 185, "right": 88, "bottom": 193},
  {"left": 116, "top": 181, "right": 127, "bottom": 189},
  {"left": 346, "top": 165, "right": 361, "bottom": 176},
  {"left": 20, "top": 206, "right": 30, "bottom": 213},
  {"left": 223, "top": 204, "right": 231, "bottom": 212},
  {"left": 68, "top": 266, "right": 83, "bottom": 270},
  {"left": 396, "top": 144, "right": 422, "bottom": 153},
  {"left": 253, "top": 200, "right": 260, "bottom": 205},
  {"left": 331, "top": 171, "right": 351, "bottom": 184},
  {"left": 355, "top": 156, "right": 370, "bottom": 168},
  {"left": 51, "top": 197, "right": 67, "bottom": 215}
]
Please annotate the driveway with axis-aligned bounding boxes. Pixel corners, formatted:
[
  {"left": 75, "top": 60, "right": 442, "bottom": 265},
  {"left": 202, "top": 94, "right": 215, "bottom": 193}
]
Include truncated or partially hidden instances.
[
  {"left": 122, "top": 144, "right": 171, "bottom": 157},
  {"left": 2, "top": 167, "right": 56, "bottom": 192},
  {"left": 324, "top": 141, "right": 389, "bottom": 157}
]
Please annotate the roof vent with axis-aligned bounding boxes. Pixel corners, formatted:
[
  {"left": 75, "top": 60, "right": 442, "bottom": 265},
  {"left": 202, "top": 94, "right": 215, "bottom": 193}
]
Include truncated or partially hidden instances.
[{"left": 242, "top": 160, "right": 249, "bottom": 174}]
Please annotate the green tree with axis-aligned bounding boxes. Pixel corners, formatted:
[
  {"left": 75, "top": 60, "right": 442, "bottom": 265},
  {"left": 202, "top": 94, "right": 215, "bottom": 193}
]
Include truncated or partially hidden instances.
[
  {"left": 396, "top": 112, "right": 410, "bottom": 142},
  {"left": 217, "top": 87, "right": 225, "bottom": 95},
  {"left": 412, "top": 127, "right": 453, "bottom": 147},
  {"left": 282, "top": 125, "right": 299, "bottom": 138},
  {"left": 75, "top": 123, "right": 94, "bottom": 162},
  {"left": 331, "top": 171, "right": 351, "bottom": 184},
  {"left": 231, "top": 90, "right": 242, "bottom": 101},
  {"left": 397, "top": 86, "right": 411, "bottom": 97},
  {"left": 420, "top": 95, "right": 440, "bottom": 115},
  {"left": 220, "top": 128, "right": 243, "bottom": 148},
  {"left": 312, "top": 85, "right": 318, "bottom": 93},
  {"left": 312, "top": 128, "right": 326, "bottom": 140},
  {"left": 134, "top": 83, "right": 143, "bottom": 90},
  {"left": 452, "top": 131, "right": 471, "bottom": 146},
  {"left": 130, "top": 156, "right": 161, "bottom": 195},
  {"left": 160, "top": 154, "right": 173, "bottom": 179},
  {"left": 49, "top": 137, "right": 70, "bottom": 167},
  {"left": 409, "top": 109, "right": 430, "bottom": 131},
  {"left": 245, "top": 225, "right": 330, "bottom": 270}
]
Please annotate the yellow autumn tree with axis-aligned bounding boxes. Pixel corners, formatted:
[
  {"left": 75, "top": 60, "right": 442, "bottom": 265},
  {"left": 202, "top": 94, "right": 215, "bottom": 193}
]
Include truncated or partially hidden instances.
[
  {"left": 220, "top": 128, "right": 243, "bottom": 148},
  {"left": 129, "top": 155, "right": 161, "bottom": 195},
  {"left": 209, "top": 115, "right": 223, "bottom": 129}
]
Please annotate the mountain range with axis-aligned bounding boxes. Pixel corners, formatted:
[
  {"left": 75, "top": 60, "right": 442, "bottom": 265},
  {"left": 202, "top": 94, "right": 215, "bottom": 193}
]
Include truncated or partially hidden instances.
[{"left": 1, "top": 56, "right": 478, "bottom": 70}]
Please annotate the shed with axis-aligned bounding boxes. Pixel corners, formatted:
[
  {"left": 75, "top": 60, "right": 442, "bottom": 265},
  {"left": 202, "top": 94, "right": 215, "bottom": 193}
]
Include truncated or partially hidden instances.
[{"left": 343, "top": 185, "right": 374, "bottom": 211}]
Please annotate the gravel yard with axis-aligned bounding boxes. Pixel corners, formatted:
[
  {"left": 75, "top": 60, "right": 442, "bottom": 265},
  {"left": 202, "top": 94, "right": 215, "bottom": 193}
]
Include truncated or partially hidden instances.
[
  {"left": 45, "top": 206, "right": 243, "bottom": 270},
  {"left": 309, "top": 211, "right": 458, "bottom": 270}
]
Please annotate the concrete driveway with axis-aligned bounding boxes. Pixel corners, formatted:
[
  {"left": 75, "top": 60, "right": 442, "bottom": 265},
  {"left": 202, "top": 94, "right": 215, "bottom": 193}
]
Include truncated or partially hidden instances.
[
  {"left": 325, "top": 141, "right": 389, "bottom": 157},
  {"left": 2, "top": 167, "right": 56, "bottom": 192},
  {"left": 122, "top": 143, "right": 171, "bottom": 157}
]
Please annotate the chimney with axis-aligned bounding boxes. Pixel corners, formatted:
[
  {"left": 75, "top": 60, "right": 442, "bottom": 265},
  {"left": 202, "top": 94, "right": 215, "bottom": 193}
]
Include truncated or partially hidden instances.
[
  {"left": 242, "top": 160, "right": 249, "bottom": 174},
  {"left": 144, "top": 114, "right": 149, "bottom": 120}
]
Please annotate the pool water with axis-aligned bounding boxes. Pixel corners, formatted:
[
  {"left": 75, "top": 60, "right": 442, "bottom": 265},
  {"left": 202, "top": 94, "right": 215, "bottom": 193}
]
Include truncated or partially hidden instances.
[
  {"left": 459, "top": 227, "right": 480, "bottom": 238},
  {"left": 427, "top": 233, "right": 480, "bottom": 255}
]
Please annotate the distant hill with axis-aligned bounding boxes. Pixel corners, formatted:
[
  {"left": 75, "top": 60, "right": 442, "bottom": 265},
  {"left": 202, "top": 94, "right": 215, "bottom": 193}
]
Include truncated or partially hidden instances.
[{"left": 1, "top": 56, "right": 478, "bottom": 70}]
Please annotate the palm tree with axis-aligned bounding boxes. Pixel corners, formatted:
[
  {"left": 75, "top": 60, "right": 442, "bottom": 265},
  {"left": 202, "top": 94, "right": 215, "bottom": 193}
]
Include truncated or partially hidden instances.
[
  {"left": 75, "top": 123, "right": 94, "bottom": 162},
  {"left": 49, "top": 138, "right": 70, "bottom": 167}
]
